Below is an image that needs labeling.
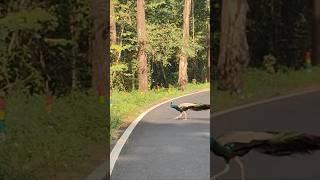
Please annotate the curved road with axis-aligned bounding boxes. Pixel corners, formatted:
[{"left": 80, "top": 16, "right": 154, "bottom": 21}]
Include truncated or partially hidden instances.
[
  {"left": 211, "top": 90, "right": 320, "bottom": 180},
  {"left": 111, "top": 91, "right": 210, "bottom": 180}
]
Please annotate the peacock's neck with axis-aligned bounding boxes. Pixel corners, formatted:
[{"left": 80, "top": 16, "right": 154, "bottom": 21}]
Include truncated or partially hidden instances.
[
  {"left": 210, "top": 137, "right": 228, "bottom": 156},
  {"left": 171, "top": 104, "right": 179, "bottom": 110},
  {"left": 210, "top": 137, "right": 219, "bottom": 149}
]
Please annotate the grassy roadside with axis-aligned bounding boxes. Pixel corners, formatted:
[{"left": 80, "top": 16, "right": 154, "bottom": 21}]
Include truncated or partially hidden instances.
[
  {"left": 111, "top": 83, "right": 209, "bottom": 138},
  {"left": 213, "top": 66, "right": 320, "bottom": 111},
  {"left": 0, "top": 91, "right": 107, "bottom": 180}
]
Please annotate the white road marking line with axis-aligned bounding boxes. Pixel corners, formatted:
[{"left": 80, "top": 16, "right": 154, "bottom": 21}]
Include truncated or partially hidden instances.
[{"left": 212, "top": 88, "right": 320, "bottom": 118}]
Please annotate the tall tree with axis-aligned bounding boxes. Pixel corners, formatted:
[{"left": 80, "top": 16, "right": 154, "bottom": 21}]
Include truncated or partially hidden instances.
[
  {"left": 70, "top": 2, "right": 80, "bottom": 90},
  {"left": 217, "top": 0, "right": 249, "bottom": 92},
  {"left": 110, "top": 0, "right": 117, "bottom": 45},
  {"left": 137, "top": 0, "right": 148, "bottom": 92},
  {"left": 207, "top": 22, "right": 210, "bottom": 82},
  {"left": 89, "top": 0, "right": 108, "bottom": 100},
  {"left": 312, "top": 0, "right": 320, "bottom": 65},
  {"left": 110, "top": 0, "right": 120, "bottom": 63},
  {"left": 207, "top": 0, "right": 210, "bottom": 82},
  {"left": 178, "top": 0, "right": 191, "bottom": 91}
]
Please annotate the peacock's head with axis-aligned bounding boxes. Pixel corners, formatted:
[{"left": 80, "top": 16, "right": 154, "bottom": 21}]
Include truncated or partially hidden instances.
[{"left": 170, "top": 102, "right": 176, "bottom": 108}]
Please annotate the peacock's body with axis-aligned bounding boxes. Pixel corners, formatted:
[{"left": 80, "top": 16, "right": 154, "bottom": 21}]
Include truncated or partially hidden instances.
[
  {"left": 170, "top": 102, "right": 210, "bottom": 120},
  {"left": 210, "top": 131, "right": 320, "bottom": 180}
]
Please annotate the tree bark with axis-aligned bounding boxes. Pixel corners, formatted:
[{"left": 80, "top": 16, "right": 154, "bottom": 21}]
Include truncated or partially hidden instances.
[
  {"left": 70, "top": 5, "right": 80, "bottom": 90},
  {"left": 110, "top": 0, "right": 117, "bottom": 45},
  {"left": 159, "top": 62, "right": 168, "bottom": 88},
  {"left": 207, "top": 0, "right": 210, "bottom": 82},
  {"left": 312, "top": 0, "right": 320, "bottom": 65},
  {"left": 89, "top": 0, "right": 109, "bottom": 100},
  {"left": 207, "top": 17, "right": 210, "bottom": 82},
  {"left": 178, "top": 0, "right": 191, "bottom": 91},
  {"left": 137, "top": 0, "right": 148, "bottom": 92},
  {"left": 217, "top": 0, "right": 249, "bottom": 91},
  {"left": 110, "top": 0, "right": 120, "bottom": 64}
]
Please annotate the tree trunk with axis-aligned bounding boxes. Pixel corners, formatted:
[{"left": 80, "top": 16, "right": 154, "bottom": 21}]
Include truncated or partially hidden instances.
[
  {"left": 178, "top": 0, "right": 191, "bottom": 91},
  {"left": 70, "top": 5, "right": 80, "bottom": 90},
  {"left": 89, "top": 0, "right": 108, "bottom": 101},
  {"left": 207, "top": 0, "right": 210, "bottom": 82},
  {"left": 159, "top": 62, "right": 168, "bottom": 88},
  {"left": 137, "top": 0, "right": 148, "bottom": 92},
  {"left": 110, "top": 0, "right": 117, "bottom": 45},
  {"left": 217, "top": 0, "right": 249, "bottom": 91},
  {"left": 110, "top": 0, "right": 120, "bottom": 63},
  {"left": 207, "top": 18, "right": 210, "bottom": 82},
  {"left": 39, "top": 47, "right": 49, "bottom": 92},
  {"left": 312, "top": 0, "right": 320, "bottom": 65}
]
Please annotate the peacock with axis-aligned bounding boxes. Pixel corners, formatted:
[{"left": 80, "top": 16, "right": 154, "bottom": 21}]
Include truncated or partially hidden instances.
[
  {"left": 210, "top": 131, "right": 320, "bottom": 180},
  {"left": 170, "top": 102, "right": 210, "bottom": 120}
]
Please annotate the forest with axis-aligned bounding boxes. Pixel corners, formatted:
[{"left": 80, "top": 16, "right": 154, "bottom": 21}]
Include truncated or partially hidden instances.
[
  {"left": 0, "top": 0, "right": 108, "bottom": 179},
  {"left": 213, "top": 0, "right": 320, "bottom": 110},
  {"left": 110, "top": 0, "right": 210, "bottom": 91},
  {"left": 1, "top": 1, "right": 90, "bottom": 95}
]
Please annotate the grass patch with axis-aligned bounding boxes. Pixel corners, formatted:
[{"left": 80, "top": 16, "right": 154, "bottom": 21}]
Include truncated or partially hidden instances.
[
  {"left": 0, "top": 90, "right": 107, "bottom": 180},
  {"left": 111, "top": 83, "right": 209, "bottom": 137},
  {"left": 213, "top": 66, "right": 320, "bottom": 111}
]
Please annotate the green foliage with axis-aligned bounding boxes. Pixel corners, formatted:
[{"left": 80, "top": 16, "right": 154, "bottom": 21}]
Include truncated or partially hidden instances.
[
  {"left": 110, "top": 63, "right": 132, "bottom": 91},
  {"left": 247, "top": 0, "right": 312, "bottom": 68},
  {"left": 0, "top": 7, "right": 59, "bottom": 93},
  {"left": 0, "top": 1, "right": 91, "bottom": 94},
  {"left": 112, "top": 0, "right": 209, "bottom": 90},
  {"left": 146, "top": 23, "right": 182, "bottom": 66},
  {"left": 0, "top": 90, "right": 107, "bottom": 179},
  {"left": 0, "top": 1, "right": 101, "bottom": 178},
  {"left": 146, "top": 0, "right": 183, "bottom": 25},
  {"left": 0, "top": 8, "right": 57, "bottom": 35}
]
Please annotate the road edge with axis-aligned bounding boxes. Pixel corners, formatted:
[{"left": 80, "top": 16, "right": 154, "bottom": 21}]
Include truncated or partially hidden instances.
[
  {"left": 212, "top": 88, "right": 320, "bottom": 118},
  {"left": 86, "top": 89, "right": 209, "bottom": 180}
]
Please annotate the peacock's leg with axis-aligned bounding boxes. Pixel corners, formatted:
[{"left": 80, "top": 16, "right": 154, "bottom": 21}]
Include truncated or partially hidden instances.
[
  {"left": 211, "top": 164, "right": 230, "bottom": 180},
  {"left": 174, "top": 113, "right": 183, "bottom": 119},
  {"left": 183, "top": 111, "right": 187, "bottom": 120},
  {"left": 234, "top": 156, "right": 245, "bottom": 180}
]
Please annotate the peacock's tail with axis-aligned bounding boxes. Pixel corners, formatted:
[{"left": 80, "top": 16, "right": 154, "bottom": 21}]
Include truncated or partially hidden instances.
[
  {"left": 189, "top": 103, "right": 210, "bottom": 111},
  {"left": 254, "top": 132, "right": 320, "bottom": 156}
]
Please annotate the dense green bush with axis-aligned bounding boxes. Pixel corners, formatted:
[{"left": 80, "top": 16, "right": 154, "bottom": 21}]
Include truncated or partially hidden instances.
[{"left": 0, "top": 90, "right": 107, "bottom": 179}]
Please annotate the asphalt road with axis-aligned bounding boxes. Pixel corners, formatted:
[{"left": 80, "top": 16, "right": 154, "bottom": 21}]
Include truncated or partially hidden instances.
[
  {"left": 211, "top": 90, "right": 320, "bottom": 180},
  {"left": 111, "top": 91, "right": 210, "bottom": 180}
]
